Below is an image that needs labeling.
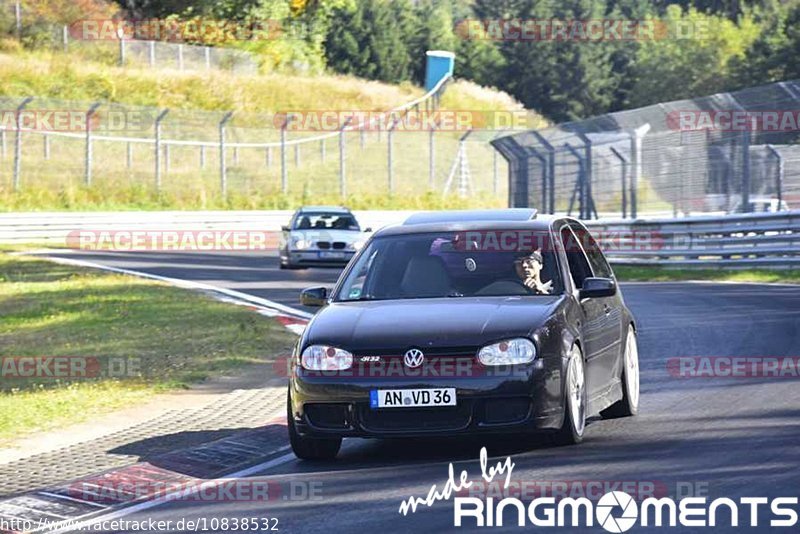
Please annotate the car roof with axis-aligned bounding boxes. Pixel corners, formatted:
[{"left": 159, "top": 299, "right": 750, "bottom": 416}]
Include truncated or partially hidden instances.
[
  {"left": 375, "top": 210, "right": 568, "bottom": 237},
  {"left": 403, "top": 209, "right": 537, "bottom": 225},
  {"left": 295, "top": 206, "right": 352, "bottom": 214}
]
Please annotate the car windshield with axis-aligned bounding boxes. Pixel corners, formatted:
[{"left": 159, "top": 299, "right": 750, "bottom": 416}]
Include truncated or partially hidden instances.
[
  {"left": 335, "top": 231, "right": 563, "bottom": 301},
  {"left": 294, "top": 213, "right": 360, "bottom": 231}
]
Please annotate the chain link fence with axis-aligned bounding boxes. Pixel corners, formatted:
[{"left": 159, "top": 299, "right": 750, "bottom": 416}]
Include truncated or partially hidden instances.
[
  {"left": 493, "top": 80, "right": 800, "bottom": 218},
  {"left": 0, "top": 76, "right": 509, "bottom": 204}
]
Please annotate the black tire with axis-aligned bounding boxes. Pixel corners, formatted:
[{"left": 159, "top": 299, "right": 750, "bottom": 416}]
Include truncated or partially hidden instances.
[
  {"left": 601, "top": 327, "right": 640, "bottom": 419},
  {"left": 552, "top": 345, "right": 587, "bottom": 446},
  {"left": 287, "top": 389, "right": 341, "bottom": 461}
]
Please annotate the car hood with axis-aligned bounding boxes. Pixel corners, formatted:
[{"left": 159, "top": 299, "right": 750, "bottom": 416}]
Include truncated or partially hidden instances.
[{"left": 304, "top": 296, "right": 564, "bottom": 352}]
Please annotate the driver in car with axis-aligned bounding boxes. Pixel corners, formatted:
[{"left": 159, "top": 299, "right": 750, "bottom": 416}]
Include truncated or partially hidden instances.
[{"left": 514, "top": 250, "right": 553, "bottom": 295}]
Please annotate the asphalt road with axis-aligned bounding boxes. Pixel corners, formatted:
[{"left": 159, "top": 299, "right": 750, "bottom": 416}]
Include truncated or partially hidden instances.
[{"left": 43, "top": 250, "right": 800, "bottom": 533}]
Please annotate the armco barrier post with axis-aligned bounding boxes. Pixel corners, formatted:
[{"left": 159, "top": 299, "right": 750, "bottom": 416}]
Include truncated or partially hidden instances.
[
  {"left": 84, "top": 102, "right": 101, "bottom": 187},
  {"left": 219, "top": 111, "right": 234, "bottom": 197},
  {"left": 13, "top": 97, "right": 33, "bottom": 191},
  {"left": 154, "top": 109, "right": 169, "bottom": 191}
]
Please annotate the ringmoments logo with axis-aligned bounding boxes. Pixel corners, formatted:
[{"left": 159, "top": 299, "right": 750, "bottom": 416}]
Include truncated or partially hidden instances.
[
  {"left": 452, "top": 492, "right": 800, "bottom": 530},
  {"left": 397, "top": 448, "right": 799, "bottom": 530}
]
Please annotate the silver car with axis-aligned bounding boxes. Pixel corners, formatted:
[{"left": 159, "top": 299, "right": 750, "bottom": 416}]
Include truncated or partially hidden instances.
[{"left": 279, "top": 206, "right": 369, "bottom": 269}]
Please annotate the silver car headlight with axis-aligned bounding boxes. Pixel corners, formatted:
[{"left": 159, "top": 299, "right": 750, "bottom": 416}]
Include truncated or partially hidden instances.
[
  {"left": 348, "top": 239, "right": 366, "bottom": 251},
  {"left": 291, "top": 237, "right": 310, "bottom": 250},
  {"left": 301, "top": 345, "right": 353, "bottom": 370},
  {"left": 477, "top": 338, "right": 536, "bottom": 366}
]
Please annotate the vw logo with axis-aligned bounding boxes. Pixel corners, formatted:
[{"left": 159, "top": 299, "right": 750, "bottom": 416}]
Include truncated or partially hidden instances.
[{"left": 403, "top": 348, "right": 425, "bottom": 368}]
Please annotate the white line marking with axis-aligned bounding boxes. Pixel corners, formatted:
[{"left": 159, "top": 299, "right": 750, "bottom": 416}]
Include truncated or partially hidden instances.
[
  {"left": 41, "top": 448, "right": 296, "bottom": 534},
  {"left": 37, "top": 491, "right": 108, "bottom": 508},
  {"left": 25, "top": 252, "right": 312, "bottom": 319}
]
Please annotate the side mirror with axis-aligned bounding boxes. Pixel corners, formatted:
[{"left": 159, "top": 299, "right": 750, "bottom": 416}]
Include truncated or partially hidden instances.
[
  {"left": 579, "top": 277, "right": 617, "bottom": 299},
  {"left": 300, "top": 286, "right": 328, "bottom": 307},
  {"left": 281, "top": 225, "right": 291, "bottom": 232},
  {"left": 364, "top": 227, "right": 373, "bottom": 233}
]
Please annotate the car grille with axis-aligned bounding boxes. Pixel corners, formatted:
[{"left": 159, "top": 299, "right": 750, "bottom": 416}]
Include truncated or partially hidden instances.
[
  {"left": 315, "top": 241, "right": 346, "bottom": 250},
  {"left": 358, "top": 402, "right": 472, "bottom": 432}
]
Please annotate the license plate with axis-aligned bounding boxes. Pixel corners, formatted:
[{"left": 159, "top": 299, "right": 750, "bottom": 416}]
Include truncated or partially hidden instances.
[
  {"left": 319, "top": 251, "right": 345, "bottom": 259},
  {"left": 370, "top": 388, "right": 456, "bottom": 409}
]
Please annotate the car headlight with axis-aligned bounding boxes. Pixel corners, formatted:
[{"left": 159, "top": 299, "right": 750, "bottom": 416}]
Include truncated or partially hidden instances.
[
  {"left": 477, "top": 338, "right": 536, "bottom": 366},
  {"left": 292, "top": 237, "right": 310, "bottom": 250},
  {"left": 301, "top": 345, "right": 353, "bottom": 370},
  {"left": 348, "top": 239, "right": 366, "bottom": 251}
]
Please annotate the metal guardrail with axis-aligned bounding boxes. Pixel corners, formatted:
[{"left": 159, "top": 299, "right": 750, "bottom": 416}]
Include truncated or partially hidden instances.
[
  {"left": 2, "top": 210, "right": 797, "bottom": 268},
  {"left": 0, "top": 210, "right": 415, "bottom": 244},
  {"left": 587, "top": 210, "right": 800, "bottom": 268}
]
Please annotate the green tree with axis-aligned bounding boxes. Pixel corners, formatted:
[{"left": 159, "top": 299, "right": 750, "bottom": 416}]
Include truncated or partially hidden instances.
[
  {"left": 325, "top": 0, "right": 412, "bottom": 83},
  {"left": 628, "top": 5, "right": 760, "bottom": 107}
]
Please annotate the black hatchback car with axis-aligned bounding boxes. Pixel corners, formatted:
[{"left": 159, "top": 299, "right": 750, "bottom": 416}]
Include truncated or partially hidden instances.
[{"left": 288, "top": 209, "right": 639, "bottom": 460}]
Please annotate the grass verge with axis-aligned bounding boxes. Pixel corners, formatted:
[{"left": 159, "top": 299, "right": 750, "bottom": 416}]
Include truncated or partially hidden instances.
[
  {"left": 613, "top": 265, "right": 800, "bottom": 284},
  {"left": 0, "top": 252, "right": 296, "bottom": 442}
]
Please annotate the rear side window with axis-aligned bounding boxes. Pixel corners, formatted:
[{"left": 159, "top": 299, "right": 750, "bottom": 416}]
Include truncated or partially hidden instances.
[{"left": 570, "top": 223, "right": 613, "bottom": 278}]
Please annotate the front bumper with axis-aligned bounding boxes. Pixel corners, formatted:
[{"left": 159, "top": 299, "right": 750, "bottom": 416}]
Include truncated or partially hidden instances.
[
  {"left": 283, "top": 249, "right": 355, "bottom": 265},
  {"left": 289, "top": 358, "right": 566, "bottom": 438}
]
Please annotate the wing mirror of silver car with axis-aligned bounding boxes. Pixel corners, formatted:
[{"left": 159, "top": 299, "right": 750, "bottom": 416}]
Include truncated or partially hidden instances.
[
  {"left": 364, "top": 227, "right": 373, "bottom": 232},
  {"left": 301, "top": 286, "right": 329, "bottom": 307},
  {"left": 579, "top": 277, "right": 617, "bottom": 299}
]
